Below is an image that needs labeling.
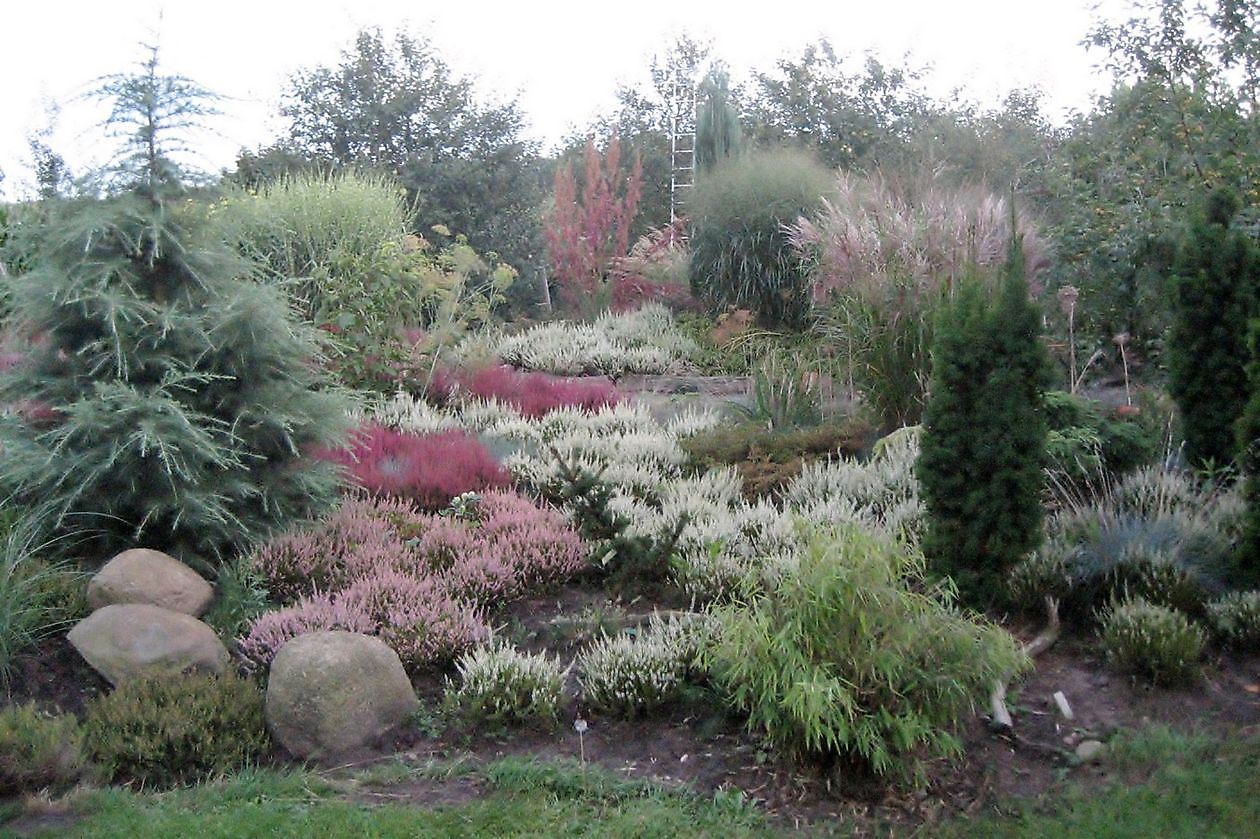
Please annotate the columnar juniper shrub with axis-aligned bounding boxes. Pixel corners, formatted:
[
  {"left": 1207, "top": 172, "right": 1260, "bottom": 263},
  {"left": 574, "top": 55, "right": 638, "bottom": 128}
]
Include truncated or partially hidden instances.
[
  {"left": 705, "top": 526, "right": 1026, "bottom": 782},
  {"left": 83, "top": 671, "right": 270, "bottom": 788},
  {"left": 917, "top": 240, "right": 1051, "bottom": 605},
  {"left": 320, "top": 423, "right": 510, "bottom": 510},
  {"left": 1101, "top": 598, "right": 1206, "bottom": 687},
  {"left": 1168, "top": 189, "right": 1259, "bottom": 471}
]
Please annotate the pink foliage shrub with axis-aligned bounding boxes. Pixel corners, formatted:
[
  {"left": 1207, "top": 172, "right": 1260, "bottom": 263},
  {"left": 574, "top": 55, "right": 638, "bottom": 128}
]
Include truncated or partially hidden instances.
[
  {"left": 241, "top": 491, "right": 586, "bottom": 672},
  {"left": 320, "top": 424, "right": 510, "bottom": 510}
]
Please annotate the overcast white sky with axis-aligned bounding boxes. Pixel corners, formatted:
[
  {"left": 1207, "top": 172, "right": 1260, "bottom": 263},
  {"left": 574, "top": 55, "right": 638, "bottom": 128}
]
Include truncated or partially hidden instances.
[{"left": 0, "top": 0, "right": 1128, "bottom": 198}]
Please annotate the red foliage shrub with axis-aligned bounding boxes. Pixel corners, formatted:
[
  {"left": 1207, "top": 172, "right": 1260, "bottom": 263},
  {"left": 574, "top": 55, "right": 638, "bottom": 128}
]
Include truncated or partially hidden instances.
[
  {"left": 321, "top": 424, "right": 510, "bottom": 510},
  {"left": 425, "top": 364, "right": 621, "bottom": 417}
]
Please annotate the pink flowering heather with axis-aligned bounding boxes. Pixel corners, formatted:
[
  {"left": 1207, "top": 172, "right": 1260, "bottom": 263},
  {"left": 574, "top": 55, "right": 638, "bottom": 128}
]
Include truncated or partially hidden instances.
[
  {"left": 320, "top": 424, "right": 510, "bottom": 510},
  {"left": 240, "top": 490, "right": 585, "bottom": 671},
  {"left": 248, "top": 494, "right": 430, "bottom": 603},
  {"left": 339, "top": 572, "right": 489, "bottom": 669},
  {"left": 477, "top": 490, "right": 586, "bottom": 590},
  {"left": 237, "top": 593, "right": 377, "bottom": 668}
]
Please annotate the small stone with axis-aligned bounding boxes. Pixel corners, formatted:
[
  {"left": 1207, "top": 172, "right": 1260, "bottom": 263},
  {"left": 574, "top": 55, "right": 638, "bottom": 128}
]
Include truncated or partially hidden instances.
[{"left": 1075, "top": 739, "right": 1106, "bottom": 763}]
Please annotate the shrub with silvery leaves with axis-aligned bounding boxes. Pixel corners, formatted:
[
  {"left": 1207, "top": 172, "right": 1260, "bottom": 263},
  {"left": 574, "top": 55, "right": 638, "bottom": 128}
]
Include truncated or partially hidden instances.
[
  {"left": 578, "top": 613, "right": 711, "bottom": 716},
  {"left": 446, "top": 643, "right": 569, "bottom": 724}
]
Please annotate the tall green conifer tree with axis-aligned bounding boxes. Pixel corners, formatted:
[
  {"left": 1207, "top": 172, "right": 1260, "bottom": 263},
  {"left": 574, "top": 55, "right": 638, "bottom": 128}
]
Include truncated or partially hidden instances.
[
  {"left": 0, "top": 48, "right": 351, "bottom": 566},
  {"left": 917, "top": 229, "right": 1051, "bottom": 604},
  {"left": 1168, "top": 189, "right": 1258, "bottom": 471}
]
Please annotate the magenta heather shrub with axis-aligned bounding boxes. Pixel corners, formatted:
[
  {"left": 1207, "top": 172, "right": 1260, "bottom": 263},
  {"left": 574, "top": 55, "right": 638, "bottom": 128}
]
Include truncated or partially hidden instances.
[
  {"left": 321, "top": 424, "right": 510, "bottom": 510},
  {"left": 477, "top": 490, "right": 586, "bottom": 590},
  {"left": 237, "top": 593, "right": 377, "bottom": 667},
  {"left": 248, "top": 494, "right": 430, "bottom": 603},
  {"left": 241, "top": 490, "right": 585, "bottom": 672}
]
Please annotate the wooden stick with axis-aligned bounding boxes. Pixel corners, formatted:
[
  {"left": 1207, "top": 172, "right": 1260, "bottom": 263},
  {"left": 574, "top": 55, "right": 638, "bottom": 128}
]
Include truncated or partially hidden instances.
[{"left": 989, "top": 596, "right": 1061, "bottom": 733}]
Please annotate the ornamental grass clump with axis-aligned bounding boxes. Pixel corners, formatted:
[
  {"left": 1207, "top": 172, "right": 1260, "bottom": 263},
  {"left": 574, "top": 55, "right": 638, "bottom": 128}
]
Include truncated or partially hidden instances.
[
  {"left": 446, "top": 642, "right": 569, "bottom": 724},
  {"left": 705, "top": 526, "right": 1026, "bottom": 782},
  {"left": 1101, "top": 598, "right": 1206, "bottom": 687},
  {"left": 1206, "top": 591, "right": 1260, "bottom": 650}
]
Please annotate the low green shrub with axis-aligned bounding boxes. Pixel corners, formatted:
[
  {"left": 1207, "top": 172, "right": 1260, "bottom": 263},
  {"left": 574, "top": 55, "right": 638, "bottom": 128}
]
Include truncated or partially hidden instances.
[
  {"left": 203, "top": 555, "right": 272, "bottom": 640},
  {"left": 0, "top": 524, "right": 88, "bottom": 686},
  {"left": 578, "top": 614, "right": 709, "bottom": 717},
  {"left": 1206, "top": 590, "right": 1260, "bottom": 650},
  {"left": 706, "top": 527, "right": 1025, "bottom": 781},
  {"left": 1044, "top": 391, "right": 1156, "bottom": 480},
  {"left": 83, "top": 672, "right": 270, "bottom": 788},
  {"left": 1101, "top": 598, "right": 1205, "bottom": 687},
  {"left": 0, "top": 704, "right": 87, "bottom": 795},
  {"left": 446, "top": 643, "right": 568, "bottom": 725},
  {"left": 681, "top": 421, "right": 869, "bottom": 499}
]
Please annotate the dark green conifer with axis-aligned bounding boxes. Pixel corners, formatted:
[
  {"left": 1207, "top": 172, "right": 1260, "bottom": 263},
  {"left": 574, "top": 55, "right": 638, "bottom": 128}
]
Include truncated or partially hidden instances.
[
  {"left": 1167, "top": 189, "right": 1258, "bottom": 471},
  {"left": 0, "top": 49, "right": 351, "bottom": 566},
  {"left": 917, "top": 229, "right": 1051, "bottom": 605}
]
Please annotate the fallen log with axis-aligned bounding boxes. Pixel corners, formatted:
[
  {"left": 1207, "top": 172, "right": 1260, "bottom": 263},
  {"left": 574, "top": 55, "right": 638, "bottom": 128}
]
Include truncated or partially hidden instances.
[{"left": 989, "top": 596, "right": 1061, "bottom": 732}]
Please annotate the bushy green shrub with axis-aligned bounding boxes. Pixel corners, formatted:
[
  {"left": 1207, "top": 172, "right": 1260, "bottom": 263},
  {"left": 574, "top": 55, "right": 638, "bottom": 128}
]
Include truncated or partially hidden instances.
[
  {"left": 578, "top": 614, "right": 709, "bottom": 717},
  {"left": 1044, "top": 391, "right": 1156, "bottom": 480},
  {"left": 0, "top": 77, "right": 353, "bottom": 565},
  {"left": 705, "top": 527, "right": 1026, "bottom": 781},
  {"left": 446, "top": 643, "right": 568, "bottom": 724},
  {"left": 687, "top": 149, "right": 833, "bottom": 326},
  {"left": 83, "top": 672, "right": 270, "bottom": 788},
  {"left": 918, "top": 246, "right": 1051, "bottom": 605},
  {"left": 0, "top": 704, "right": 87, "bottom": 795},
  {"left": 1206, "top": 591, "right": 1260, "bottom": 650},
  {"left": 1101, "top": 598, "right": 1205, "bottom": 687},
  {"left": 1168, "top": 189, "right": 1259, "bottom": 471}
]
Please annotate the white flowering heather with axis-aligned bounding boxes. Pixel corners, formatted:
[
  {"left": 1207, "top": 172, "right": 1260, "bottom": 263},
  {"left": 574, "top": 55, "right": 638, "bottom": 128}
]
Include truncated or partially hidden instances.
[
  {"left": 493, "top": 304, "right": 698, "bottom": 377},
  {"left": 1101, "top": 598, "right": 1205, "bottom": 686},
  {"left": 446, "top": 642, "right": 569, "bottom": 723},
  {"left": 664, "top": 406, "right": 724, "bottom": 438},
  {"left": 578, "top": 613, "right": 710, "bottom": 716},
  {"left": 785, "top": 426, "right": 923, "bottom": 544},
  {"left": 1206, "top": 591, "right": 1260, "bottom": 650},
  {"left": 372, "top": 392, "right": 463, "bottom": 435}
]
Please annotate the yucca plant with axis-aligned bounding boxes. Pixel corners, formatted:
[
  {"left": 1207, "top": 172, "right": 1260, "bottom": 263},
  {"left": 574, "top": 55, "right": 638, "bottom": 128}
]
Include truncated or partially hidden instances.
[{"left": 736, "top": 351, "right": 822, "bottom": 430}]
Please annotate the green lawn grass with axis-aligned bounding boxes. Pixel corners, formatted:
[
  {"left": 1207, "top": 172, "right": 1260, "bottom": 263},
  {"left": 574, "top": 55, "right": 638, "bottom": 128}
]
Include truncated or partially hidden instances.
[{"left": 7, "top": 728, "right": 1258, "bottom": 838}]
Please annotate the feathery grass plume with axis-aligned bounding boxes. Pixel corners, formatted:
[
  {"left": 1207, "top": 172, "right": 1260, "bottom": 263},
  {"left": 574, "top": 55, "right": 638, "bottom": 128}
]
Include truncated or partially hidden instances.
[{"left": 792, "top": 170, "right": 1047, "bottom": 430}]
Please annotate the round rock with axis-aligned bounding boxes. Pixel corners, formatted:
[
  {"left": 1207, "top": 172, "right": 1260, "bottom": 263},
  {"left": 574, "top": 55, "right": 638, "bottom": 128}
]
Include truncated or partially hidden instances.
[
  {"left": 67, "top": 603, "right": 229, "bottom": 686},
  {"left": 265, "top": 631, "right": 419, "bottom": 761},
  {"left": 1075, "top": 739, "right": 1107, "bottom": 764},
  {"left": 87, "top": 548, "right": 214, "bottom": 616}
]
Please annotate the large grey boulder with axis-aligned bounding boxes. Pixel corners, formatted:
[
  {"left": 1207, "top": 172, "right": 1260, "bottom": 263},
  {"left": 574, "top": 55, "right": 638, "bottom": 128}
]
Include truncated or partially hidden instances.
[
  {"left": 67, "top": 603, "right": 229, "bottom": 686},
  {"left": 87, "top": 548, "right": 214, "bottom": 616},
  {"left": 265, "top": 631, "right": 418, "bottom": 760}
]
